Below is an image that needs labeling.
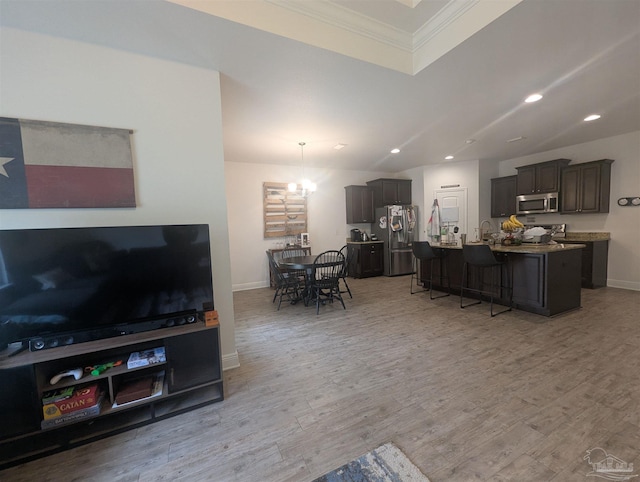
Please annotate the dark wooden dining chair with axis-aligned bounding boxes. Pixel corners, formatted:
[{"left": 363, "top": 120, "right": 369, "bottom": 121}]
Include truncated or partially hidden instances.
[
  {"left": 280, "top": 248, "right": 307, "bottom": 281},
  {"left": 338, "top": 245, "right": 354, "bottom": 298},
  {"left": 310, "top": 250, "right": 346, "bottom": 315},
  {"left": 266, "top": 251, "right": 302, "bottom": 310},
  {"left": 281, "top": 248, "right": 307, "bottom": 258}
]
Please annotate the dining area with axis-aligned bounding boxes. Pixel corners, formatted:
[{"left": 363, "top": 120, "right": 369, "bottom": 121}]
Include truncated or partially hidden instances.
[{"left": 266, "top": 246, "right": 353, "bottom": 314}]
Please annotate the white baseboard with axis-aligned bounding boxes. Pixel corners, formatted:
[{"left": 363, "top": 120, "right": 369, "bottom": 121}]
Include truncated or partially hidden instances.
[
  {"left": 222, "top": 350, "right": 240, "bottom": 371},
  {"left": 606, "top": 279, "right": 640, "bottom": 291},
  {"left": 233, "top": 281, "right": 268, "bottom": 292}
]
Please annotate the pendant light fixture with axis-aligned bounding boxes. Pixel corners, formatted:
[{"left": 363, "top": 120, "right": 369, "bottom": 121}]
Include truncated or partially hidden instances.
[{"left": 288, "top": 141, "right": 316, "bottom": 197}]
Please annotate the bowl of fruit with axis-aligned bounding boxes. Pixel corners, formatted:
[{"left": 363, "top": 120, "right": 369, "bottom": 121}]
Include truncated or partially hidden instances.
[{"left": 501, "top": 215, "right": 524, "bottom": 245}]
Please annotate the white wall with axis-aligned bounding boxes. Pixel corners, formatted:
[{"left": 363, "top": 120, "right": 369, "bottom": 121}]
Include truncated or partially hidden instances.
[
  {"left": 497, "top": 131, "right": 640, "bottom": 290},
  {"left": 225, "top": 162, "right": 388, "bottom": 290},
  {"left": 400, "top": 165, "right": 425, "bottom": 210},
  {"left": 0, "top": 28, "right": 239, "bottom": 368}
]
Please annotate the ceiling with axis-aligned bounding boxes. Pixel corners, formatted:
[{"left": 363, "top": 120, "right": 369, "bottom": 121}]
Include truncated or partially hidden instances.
[
  {"left": 2, "top": 0, "right": 640, "bottom": 173},
  {"left": 169, "top": 0, "right": 640, "bottom": 172}
]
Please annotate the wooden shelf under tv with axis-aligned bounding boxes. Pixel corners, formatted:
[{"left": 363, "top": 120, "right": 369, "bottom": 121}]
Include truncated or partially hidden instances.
[
  {"left": 0, "top": 322, "right": 209, "bottom": 369},
  {"left": 0, "top": 322, "right": 223, "bottom": 470}
]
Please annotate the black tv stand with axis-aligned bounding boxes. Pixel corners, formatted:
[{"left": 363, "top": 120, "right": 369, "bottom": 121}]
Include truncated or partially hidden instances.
[{"left": 0, "top": 322, "right": 223, "bottom": 470}]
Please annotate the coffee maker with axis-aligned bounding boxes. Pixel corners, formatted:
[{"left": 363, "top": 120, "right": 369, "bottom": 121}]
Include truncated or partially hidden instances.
[{"left": 350, "top": 228, "right": 361, "bottom": 242}]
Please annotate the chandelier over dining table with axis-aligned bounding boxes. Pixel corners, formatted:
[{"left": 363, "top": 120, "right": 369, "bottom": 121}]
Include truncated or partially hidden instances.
[{"left": 288, "top": 141, "right": 317, "bottom": 197}]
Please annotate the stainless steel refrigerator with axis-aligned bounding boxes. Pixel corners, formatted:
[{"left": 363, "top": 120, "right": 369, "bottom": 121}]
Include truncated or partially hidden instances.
[{"left": 372, "top": 205, "right": 418, "bottom": 276}]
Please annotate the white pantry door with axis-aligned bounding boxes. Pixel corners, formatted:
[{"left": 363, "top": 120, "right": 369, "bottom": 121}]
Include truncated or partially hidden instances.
[{"left": 434, "top": 188, "right": 468, "bottom": 239}]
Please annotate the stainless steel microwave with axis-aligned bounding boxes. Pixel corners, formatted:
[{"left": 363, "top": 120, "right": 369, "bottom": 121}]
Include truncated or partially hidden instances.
[{"left": 516, "top": 192, "right": 559, "bottom": 214}]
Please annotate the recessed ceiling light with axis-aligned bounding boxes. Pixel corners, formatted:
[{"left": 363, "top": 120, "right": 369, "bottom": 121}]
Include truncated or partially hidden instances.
[
  {"left": 584, "top": 114, "right": 601, "bottom": 122},
  {"left": 465, "top": 139, "right": 476, "bottom": 144},
  {"left": 525, "top": 93, "right": 543, "bottom": 103},
  {"left": 390, "top": 148, "right": 400, "bottom": 154},
  {"left": 334, "top": 143, "right": 347, "bottom": 150},
  {"left": 445, "top": 155, "right": 454, "bottom": 160},
  {"left": 507, "top": 136, "right": 526, "bottom": 143}
]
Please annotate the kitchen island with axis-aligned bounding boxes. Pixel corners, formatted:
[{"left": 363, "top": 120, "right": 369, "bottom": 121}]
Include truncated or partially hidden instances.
[{"left": 420, "top": 242, "right": 586, "bottom": 316}]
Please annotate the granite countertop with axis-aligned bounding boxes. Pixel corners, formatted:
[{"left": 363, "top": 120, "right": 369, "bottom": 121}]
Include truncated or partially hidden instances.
[
  {"left": 346, "top": 240, "right": 384, "bottom": 244},
  {"left": 433, "top": 242, "right": 586, "bottom": 254},
  {"left": 564, "top": 232, "right": 610, "bottom": 241},
  {"left": 490, "top": 243, "right": 586, "bottom": 253}
]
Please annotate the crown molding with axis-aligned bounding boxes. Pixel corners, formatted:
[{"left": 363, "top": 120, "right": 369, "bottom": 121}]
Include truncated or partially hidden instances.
[
  {"left": 395, "top": 0, "right": 423, "bottom": 7},
  {"left": 269, "top": 0, "right": 521, "bottom": 75},
  {"left": 412, "top": 0, "right": 522, "bottom": 73},
  {"left": 413, "top": 0, "right": 480, "bottom": 50},
  {"left": 168, "top": 0, "right": 521, "bottom": 75},
  {"left": 267, "top": 0, "right": 412, "bottom": 52}
]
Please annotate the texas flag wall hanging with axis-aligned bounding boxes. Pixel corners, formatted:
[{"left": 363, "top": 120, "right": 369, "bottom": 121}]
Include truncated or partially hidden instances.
[{"left": 0, "top": 117, "right": 136, "bottom": 209}]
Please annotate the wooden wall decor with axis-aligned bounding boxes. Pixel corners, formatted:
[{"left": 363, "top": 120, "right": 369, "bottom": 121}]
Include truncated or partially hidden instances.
[
  {"left": 263, "top": 182, "right": 307, "bottom": 238},
  {"left": 0, "top": 117, "right": 135, "bottom": 209}
]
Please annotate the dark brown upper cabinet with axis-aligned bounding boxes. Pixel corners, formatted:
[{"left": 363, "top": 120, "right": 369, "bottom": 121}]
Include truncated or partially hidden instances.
[
  {"left": 561, "top": 159, "right": 614, "bottom": 214},
  {"left": 366, "top": 178, "right": 412, "bottom": 206},
  {"left": 516, "top": 159, "right": 571, "bottom": 195},
  {"left": 345, "top": 185, "right": 374, "bottom": 224},
  {"left": 491, "top": 175, "right": 517, "bottom": 218}
]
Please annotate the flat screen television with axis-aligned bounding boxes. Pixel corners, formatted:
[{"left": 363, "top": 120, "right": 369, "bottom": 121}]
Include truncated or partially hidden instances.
[{"left": 0, "top": 224, "right": 214, "bottom": 351}]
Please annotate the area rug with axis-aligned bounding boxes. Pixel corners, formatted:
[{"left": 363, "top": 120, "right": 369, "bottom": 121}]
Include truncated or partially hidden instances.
[{"left": 312, "top": 442, "right": 430, "bottom": 482}]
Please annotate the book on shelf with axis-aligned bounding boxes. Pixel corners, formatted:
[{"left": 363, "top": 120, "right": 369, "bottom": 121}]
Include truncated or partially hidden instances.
[
  {"left": 42, "top": 383, "right": 102, "bottom": 420},
  {"left": 127, "top": 346, "right": 166, "bottom": 369},
  {"left": 112, "top": 371, "right": 164, "bottom": 408}
]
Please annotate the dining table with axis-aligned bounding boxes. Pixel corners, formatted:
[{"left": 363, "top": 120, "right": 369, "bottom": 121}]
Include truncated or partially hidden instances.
[
  {"left": 278, "top": 255, "right": 318, "bottom": 305},
  {"left": 278, "top": 255, "right": 317, "bottom": 272},
  {"left": 278, "top": 254, "right": 346, "bottom": 306}
]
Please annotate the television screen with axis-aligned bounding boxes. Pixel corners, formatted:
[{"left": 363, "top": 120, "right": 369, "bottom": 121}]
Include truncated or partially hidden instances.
[{"left": 0, "top": 224, "right": 214, "bottom": 350}]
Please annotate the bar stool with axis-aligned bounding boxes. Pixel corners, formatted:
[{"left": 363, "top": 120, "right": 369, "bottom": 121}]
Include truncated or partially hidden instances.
[
  {"left": 410, "top": 241, "right": 450, "bottom": 299},
  {"left": 460, "top": 244, "right": 512, "bottom": 316}
]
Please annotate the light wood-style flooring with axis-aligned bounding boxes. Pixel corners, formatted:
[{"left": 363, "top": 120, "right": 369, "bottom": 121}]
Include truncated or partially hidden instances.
[{"left": 3, "top": 275, "right": 640, "bottom": 481}]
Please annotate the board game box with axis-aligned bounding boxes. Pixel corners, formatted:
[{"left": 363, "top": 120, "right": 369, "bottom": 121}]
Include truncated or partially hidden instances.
[
  {"left": 42, "top": 383, "right": 102, "bottom": 420},
  {"left": 41, "top": 399, "right": 103, "bottom": 429}
]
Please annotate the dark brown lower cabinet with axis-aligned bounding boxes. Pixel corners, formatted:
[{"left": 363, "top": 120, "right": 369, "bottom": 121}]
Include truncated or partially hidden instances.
[
  {"left": 420, "top": 247, "right": 582, "bottom": 316},
  {"left": 348, "top": 242, "right": 384, "bottom": 278},
  {"left": 562, "top": 240, "right": 609, "bottom": 288}
]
